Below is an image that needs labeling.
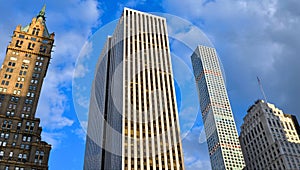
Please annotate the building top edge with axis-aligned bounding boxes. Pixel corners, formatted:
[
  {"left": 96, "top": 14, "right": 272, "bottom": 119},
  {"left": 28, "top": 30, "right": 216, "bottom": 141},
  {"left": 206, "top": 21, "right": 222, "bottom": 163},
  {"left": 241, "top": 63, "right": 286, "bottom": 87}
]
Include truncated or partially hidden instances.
[{"left": 123, "top": 7, "right": 166, "bottom": 20}]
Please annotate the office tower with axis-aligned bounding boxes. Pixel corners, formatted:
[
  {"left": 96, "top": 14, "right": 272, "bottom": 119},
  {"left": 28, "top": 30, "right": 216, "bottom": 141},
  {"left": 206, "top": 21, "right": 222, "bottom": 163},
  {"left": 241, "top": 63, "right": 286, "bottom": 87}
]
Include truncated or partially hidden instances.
[
  {"left": 84, "top": 8, "right": 185, "bottom": 170},
  {"left": 0, "top": 5, "right": 54, "bottom": 169},
  {"left": 240, "top": 100, "right": 300, "bottom": 170},
  {"left": 191, "top": 45, "right": 245, "bottom": 169}
]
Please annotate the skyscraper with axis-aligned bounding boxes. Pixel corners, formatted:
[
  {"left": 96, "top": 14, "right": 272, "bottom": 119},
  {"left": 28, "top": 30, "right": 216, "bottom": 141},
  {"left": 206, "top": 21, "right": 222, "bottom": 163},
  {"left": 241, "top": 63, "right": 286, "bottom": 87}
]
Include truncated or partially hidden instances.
[
  {"left": 0, "top": 5, "right": 54, "bottom": 169},
  {"left": 84, "top": 8, "right": 185, "bottom": 170},
  {"left": 240, "top": 100, "right": 300, "bottom": 169},
  {"left": 191, "top": 45, "right": 245, "bottom": 169}
]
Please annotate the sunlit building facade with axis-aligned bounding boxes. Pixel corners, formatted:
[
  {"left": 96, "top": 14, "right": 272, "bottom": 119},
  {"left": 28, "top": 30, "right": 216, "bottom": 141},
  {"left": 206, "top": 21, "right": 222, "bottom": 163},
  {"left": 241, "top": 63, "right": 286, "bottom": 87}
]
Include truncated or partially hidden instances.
[
  {"left": 191, "top": 45, "right": 245, "bottom": 169},
  {"left": 0, "top": 6, "right": 54, "bottom": 169},
  {"left": 240, "top": 100, "right": 300, "bottom": 169},
  {"left": 84, "top": 8, "right": 185, "bottom": 170}
]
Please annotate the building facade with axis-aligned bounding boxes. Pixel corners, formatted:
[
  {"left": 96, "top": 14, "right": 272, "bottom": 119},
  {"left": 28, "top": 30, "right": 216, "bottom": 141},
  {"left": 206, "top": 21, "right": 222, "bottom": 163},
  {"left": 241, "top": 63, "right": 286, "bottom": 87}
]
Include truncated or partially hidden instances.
[
  {"left": 0, "top": 6, "right": 54, "bottom": 170},
  {"left": 240, "top": 100, "right": 300, "bottom": 170},
  {"left": 191, "top": 45, "right": 245, "bottom": 169},
  {"left": 84, "top": 8, "right": 185, "bottom": 170}
]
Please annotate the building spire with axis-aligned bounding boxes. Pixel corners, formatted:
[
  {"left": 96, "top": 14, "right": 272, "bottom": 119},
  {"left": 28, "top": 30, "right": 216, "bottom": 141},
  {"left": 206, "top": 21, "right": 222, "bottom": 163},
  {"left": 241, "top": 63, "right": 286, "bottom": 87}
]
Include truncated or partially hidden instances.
[{"left": 37, "top": 4, "right": 46, "bottom": 21}]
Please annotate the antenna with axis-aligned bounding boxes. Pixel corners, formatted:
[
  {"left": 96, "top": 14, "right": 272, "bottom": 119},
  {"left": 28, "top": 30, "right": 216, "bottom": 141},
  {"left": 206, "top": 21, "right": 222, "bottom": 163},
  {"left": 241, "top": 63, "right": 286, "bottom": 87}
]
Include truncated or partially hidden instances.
[{"left": 257, "top": 76, "right": 268, "bottom": 103}]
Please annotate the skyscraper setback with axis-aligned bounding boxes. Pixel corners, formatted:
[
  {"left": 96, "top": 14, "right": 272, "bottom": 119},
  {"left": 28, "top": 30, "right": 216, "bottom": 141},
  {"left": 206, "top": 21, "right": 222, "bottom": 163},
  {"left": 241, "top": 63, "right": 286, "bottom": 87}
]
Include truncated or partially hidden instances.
[
  {"left": 84, "top": 8, "right": 185, "bottom": 169},
  {"left": 0, "top": 6, "right": 53, "bottom": 169},
  {"left": 240, "top": 100, "right": 300, "bottom": 169},
  {"left": 191, "top": 45, "right": 245, "bottom": 169}
]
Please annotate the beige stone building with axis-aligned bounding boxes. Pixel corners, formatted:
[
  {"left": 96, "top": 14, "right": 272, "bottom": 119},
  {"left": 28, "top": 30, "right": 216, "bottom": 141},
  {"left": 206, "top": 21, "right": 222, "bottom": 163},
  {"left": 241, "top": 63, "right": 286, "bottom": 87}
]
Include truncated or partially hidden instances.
[
  {"left": 0, "top": 5, "right": 54, "bottom": 170},
  {"left": 240, "top": 100, "right": 300, "bottom": 170}
]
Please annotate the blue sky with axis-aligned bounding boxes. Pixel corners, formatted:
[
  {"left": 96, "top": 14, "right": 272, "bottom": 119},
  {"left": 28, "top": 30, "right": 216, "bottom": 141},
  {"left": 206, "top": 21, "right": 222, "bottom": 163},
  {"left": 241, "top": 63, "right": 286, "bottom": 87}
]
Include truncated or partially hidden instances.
[{"left": 0, "top": 0, "right": 299, "bottom": 169}]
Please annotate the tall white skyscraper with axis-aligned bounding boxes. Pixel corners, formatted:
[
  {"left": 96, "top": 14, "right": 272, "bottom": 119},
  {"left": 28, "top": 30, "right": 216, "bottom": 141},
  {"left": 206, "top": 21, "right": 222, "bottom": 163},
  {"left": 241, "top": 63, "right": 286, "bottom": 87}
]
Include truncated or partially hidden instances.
[
  {"left": 84, "top": 8, "right": 185, "bottom": 170},
  {"left": 191, "top": 45, "right": 245, "bottom": 169},
  {"left": 240, "top": 100, "right": 300, "bottom": 170}
]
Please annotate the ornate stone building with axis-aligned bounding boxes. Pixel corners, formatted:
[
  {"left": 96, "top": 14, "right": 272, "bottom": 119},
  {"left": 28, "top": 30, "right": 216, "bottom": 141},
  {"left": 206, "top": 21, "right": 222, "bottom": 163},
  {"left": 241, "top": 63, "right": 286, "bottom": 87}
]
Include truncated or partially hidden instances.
[
  {"left": 0, "top": 5, "right": 54, "bottom": 170},
  {"left": 240, "top": 100, "right": 300, "bottom": 170}
]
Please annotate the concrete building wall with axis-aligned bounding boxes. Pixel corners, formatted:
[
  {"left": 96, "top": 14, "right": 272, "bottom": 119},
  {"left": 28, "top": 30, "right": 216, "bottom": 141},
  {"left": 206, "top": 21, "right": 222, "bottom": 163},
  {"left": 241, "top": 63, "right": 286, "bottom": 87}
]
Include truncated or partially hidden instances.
[{"left": 240, "top": 100, "right": 300, "bottom": 170}]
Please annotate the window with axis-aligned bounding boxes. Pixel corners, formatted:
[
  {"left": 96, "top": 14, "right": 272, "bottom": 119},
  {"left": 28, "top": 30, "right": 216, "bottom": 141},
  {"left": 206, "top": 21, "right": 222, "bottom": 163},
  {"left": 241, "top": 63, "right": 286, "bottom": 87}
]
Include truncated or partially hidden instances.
[
  {"left": 5, "top": 133, "right": 9, "bottom": 139},
  {"left": 21, "top": 64, "right": 28, "bottom": 69},
  {"left": 39, "top": 45, "right": 47, "bottom": 53},
  {"left": 1, "top": 80, "right": 9, "bottom": 86},
  {"left": 2, "top": 142, "right": 7, "bottom": 146},
  {"left": 42, "top": 40, "right": 48, "bottom": 44},
  {"left": 27, "top": 42, "right": 35, "bottom": 50},
  {"left": 25, "top": 53, "right": 31, "bottom": 57},
  {"left": 8, "top": 62, "right": 16, "bottom": 67},
  {"left": 23, "top": 154, "right": 27, "bottom": 160},
  {"left": 27, "top": 92, "right": 35, "bottom": 98},
  {"left": 4, "top": 74, "right": 11, "bottom": 79},
  {"left": 15, "top": 40, "right": 23, "bottom": 48},
  {"left": 6, "top": 68, "right": 13, "bottom": 73},
  {"left": 31, "top": 79, "right": 38, "bottom": 84},
  {"left": 17, "top": 122, "right": 22, "bottom": 130},
  {"left": 22, "top": 135, "right": 31, "bottom": 142},
  {"left": 2, "top": 121, "right": 12, "bottom": 129},
  {"left": 18, "top": 154, "right": 22, "bottom": 158},
  {"left": 36, "top": 28, "right": 40, "bottom": 36},
  {"left": 19, "top": 34, "right": 25, "bottom": 39},
  {"left": 32, "top": 28, "right": 36, "bottom": 35},
  {"left": 12, "top": 51, "right": 19, "bottom": 55},
  {"left": 34, "top": 67, "right": 42, "bottom": 72}
]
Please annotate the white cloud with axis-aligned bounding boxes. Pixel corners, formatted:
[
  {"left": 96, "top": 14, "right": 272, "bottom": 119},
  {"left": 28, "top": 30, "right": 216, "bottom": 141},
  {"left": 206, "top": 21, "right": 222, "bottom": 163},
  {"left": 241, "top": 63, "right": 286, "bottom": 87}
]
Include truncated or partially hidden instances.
[
  {"left": 162, "top": 0, "right": 300, "bottom": 117},
  {"left": 72, "top": 127, "right": 87, "bottom": 142},
  {"left": 185, "top": 159, "right": 211, "bottom": 170},
  {"left": 74, "top": 41, "right": 93, "bottom": 78},
  {"left": 33, "top": 0, "right": 103, "bottom": 133},
  {"left": 163, "top": 0, "right": 300, "bottom": 169},
  {"left": 75, "top": 94, "right": 90, "bottom": 109},
  {"left": 42, "top": 132, "right": 65, "bottom": 150},
  {"left": 0, "top": 0, "right": 103, "bottom": 142},
  {"left": 181, "top": 125, "right": 211, "bottom": 169}
]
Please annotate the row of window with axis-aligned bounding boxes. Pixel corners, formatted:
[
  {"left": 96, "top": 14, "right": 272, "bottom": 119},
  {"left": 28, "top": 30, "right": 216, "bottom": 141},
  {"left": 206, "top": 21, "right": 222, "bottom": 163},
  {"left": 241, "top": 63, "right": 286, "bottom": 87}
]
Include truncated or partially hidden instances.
[{"left": 15, "top": 40, "right": 48, "bottom": 54}]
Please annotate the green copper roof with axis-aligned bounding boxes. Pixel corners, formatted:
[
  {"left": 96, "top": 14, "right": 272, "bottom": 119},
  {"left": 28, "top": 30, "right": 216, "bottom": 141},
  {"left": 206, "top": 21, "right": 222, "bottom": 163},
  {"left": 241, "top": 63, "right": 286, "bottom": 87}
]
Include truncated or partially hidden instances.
[
  {"left": 37, "top": 4, "right": 46, "bottom": 21},
  {"left": 20, "top": 5, "right": 50, "bottom": 38},
  {"left": 21, "top": 24, "right": 30, "bottom": 32}
]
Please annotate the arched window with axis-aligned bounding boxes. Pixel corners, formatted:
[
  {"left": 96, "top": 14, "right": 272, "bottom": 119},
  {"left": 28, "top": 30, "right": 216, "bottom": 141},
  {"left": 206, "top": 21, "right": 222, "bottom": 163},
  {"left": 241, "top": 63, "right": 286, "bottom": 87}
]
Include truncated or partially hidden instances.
[
  {"left": 36, "top": 29, "right": 40, "bottom": 36},
  {"left": 32, "top": 28, "right": 36, "bottom": 35}
]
